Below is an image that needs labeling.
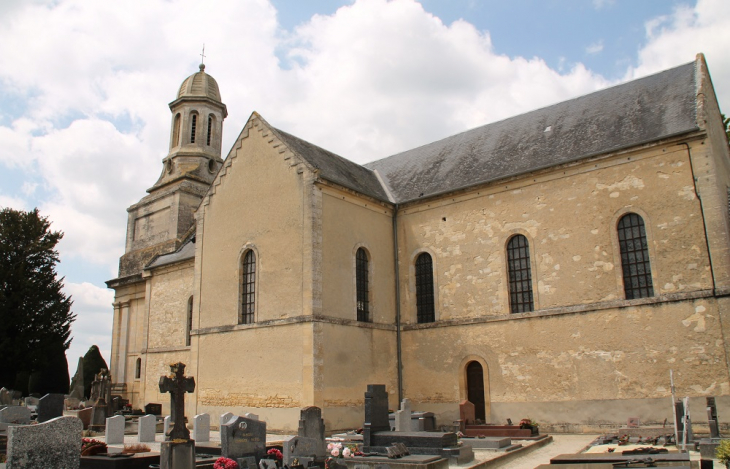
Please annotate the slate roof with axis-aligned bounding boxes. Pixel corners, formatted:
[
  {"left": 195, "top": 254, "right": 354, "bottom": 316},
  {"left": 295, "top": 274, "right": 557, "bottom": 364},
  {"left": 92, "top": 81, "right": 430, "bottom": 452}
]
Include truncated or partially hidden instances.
[
  {"left": 365, "top": 61, "right": 699, "bottom": 203},
  {"left": 146, "top": 235, "right": 196, "bottom": 269},
  {"left": 271, "top": 127, "right": 391, "bottom": 202}
]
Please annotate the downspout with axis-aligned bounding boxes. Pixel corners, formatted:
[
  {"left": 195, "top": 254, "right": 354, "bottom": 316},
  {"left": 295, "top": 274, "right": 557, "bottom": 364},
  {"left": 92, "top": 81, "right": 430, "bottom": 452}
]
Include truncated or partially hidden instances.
[
  {"left": 393, "top": 203, "right": 403, "bottom": 402},
  {"left": 680, "top": 141, "right": 717, "bottom": 292}
]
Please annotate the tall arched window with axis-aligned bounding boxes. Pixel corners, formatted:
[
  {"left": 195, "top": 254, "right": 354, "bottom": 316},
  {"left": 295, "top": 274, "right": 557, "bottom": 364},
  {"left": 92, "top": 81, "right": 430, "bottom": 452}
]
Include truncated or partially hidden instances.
[
  {"left": 135, "top": 358, "right": 141, "bottom": 379},
  {"left": 190, "top": 113, "right": 197, "bottom": 143},
  {"left": 356, "top": 248, "right": 369, "bottom": 322},
  {"left": 241, "top": 250, "right": 256, "bottom": 324},
  {"left": 206, "top": 115, "right": 214, "bottom": 146},
  {"left": 172, "top": 113, "right": 181, "bottom": 147},
  {"left": 186, "top": 296, "right": 193, "bottom": 346},
  {"left": 618, "top": 213, "right": 654, "bottom": 299},
  {"left": 507, "top": 235, "right": 534, "bottom": 313},
  {"left": 415, "top": 253, "right": 435, "bottom": 323}
]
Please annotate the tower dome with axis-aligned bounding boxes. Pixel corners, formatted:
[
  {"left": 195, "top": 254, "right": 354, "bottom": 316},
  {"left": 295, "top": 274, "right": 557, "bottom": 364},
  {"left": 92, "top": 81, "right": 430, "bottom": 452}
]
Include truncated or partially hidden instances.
[{"left": 177, "top": 63, "right": 223, "bottom": 102}]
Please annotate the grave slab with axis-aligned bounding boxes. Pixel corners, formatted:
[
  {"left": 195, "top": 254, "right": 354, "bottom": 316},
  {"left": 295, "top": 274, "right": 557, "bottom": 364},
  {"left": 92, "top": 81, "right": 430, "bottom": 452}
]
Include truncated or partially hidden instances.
[
  {"left": 343, "top": 455, "right": 448, "bottom": 469},
  {"left": 80, "top": 453, "right": 160, "bottom": 469},
  {"left": 7, "top": 415, "right": 82, "bottom": 469}
]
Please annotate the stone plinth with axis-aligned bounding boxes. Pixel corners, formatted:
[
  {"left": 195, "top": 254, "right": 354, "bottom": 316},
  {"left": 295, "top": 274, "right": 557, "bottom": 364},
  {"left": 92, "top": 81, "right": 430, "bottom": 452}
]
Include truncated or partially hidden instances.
[{"left": 160, "top": 440, "right": 195, "bottom": 469}]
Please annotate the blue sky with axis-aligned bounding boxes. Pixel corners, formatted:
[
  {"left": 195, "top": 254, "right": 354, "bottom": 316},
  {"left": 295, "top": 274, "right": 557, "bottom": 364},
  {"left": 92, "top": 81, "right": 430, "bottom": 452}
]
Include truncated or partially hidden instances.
[{"left": 0, "top": 0, "right": 728, "bottom": 378}]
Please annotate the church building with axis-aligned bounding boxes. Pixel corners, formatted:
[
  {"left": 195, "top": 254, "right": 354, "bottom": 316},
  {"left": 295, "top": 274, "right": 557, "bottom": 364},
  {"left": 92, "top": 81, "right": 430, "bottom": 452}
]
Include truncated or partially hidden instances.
[{"left": 107, "top": 54, "right": 730, "bottom": 433}]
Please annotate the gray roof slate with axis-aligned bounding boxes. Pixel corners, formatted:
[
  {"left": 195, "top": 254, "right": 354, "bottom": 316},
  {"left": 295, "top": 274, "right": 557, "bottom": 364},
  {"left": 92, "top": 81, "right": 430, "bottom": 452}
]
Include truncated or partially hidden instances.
[
  {"left": 365, "top": 61, "right": 699, "bottom": 203},
  {"left": 270, "top": 126, "right": 391, "bottom": 202},
  {"left": 147, "top": 236, "right": 196, "bottom": 269}
]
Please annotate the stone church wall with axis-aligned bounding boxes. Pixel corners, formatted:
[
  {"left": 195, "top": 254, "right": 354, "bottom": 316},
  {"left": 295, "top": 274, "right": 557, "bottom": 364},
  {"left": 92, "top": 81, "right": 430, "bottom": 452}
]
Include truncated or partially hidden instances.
[{"left": 394, "top": 137, "right": 729, "bottom": 429}]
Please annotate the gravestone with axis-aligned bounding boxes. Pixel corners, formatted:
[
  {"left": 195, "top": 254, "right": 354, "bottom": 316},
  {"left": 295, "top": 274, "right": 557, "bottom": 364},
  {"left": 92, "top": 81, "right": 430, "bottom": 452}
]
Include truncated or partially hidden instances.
[
  {"left": 0, "top": 405, "right": 32, "bottom": 431},
  {"left": 65, "top": 397, "right": 81, "bottom": 410},
  {"left": 24, "top": 396, "right": 40, "bottom": 407},
  {"left": 244, "top": 412, "right": 259, "bottom": 420},
  {"left": 237, "top": 456, "right": 258, "bottom": 469},
  {"left": 0, "top": 387, "right": 12, "bottom": 405},
  {"left": 299, "top": 406, "right": 325, "bottom": 441},
  {"left": 106, "top": 414, "right": 126, "bottom": 444},
  {"left": 363, "top": 384, "right": 391, "bottom": 448},
  {"left": 221, "top": 416, "right": 267, "bottom": 461},
  {"left": 284, "top": 406, "right": 326, "bottom": 464},
  {"left": 38, "top": 392, "right": 65, "bottom": 422},
  {"left": 77, "top": 406, "right": 93, "bottom": 429},
  {"left": 7, "top": 416, "right": 82, "bottom": 469},
  {"left": 145, "top": 403, "right": 163, "bottom": 416},
  {"left": 0, "top": 405, "right": 32, "bottom": 424},
  {"left": 395, "top": 399, "right": 412, "bottom": 432},
  {"left": 260, "top": 459, "right": 278, "bottom": 469},
  {"left": 221, "top": 411, "right": 234, "bottom": 428},
  {"left": 138, "top": 414, "right": 157, "bottom": 442},
  {"left": 194, "top": 413, "right": 211, "bottom": 442},
  {"left": 459, "top": 401, "right": 475, "bottom": 427},
  {"left": 158, "top": 363, "right": 195, "bottom": 441},
  {"left": 164, "top": 415, "right": 171, "bottom": 436},
  {"left": 90, "top": 370, "right": 113, "bottom": 431},
  {"left": 158, "top": 362, "right": 196, "bottom": 469},
  {"left": 69, "top": 356, "right": 85, "bottom": 399}
]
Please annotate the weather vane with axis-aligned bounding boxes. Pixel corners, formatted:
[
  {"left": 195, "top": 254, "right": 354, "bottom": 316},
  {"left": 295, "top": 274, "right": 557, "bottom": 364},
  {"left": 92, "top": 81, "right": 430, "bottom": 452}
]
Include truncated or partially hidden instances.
[{"left": 200, "top": 44, "right": 206, "bottom": 65}]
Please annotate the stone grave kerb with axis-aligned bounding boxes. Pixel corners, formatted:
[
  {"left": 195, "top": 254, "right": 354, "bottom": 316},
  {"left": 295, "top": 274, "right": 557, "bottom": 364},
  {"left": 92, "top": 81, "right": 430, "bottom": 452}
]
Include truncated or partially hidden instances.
[
  {"left": 159, "top": 361, "right": 195, "bottom": 441},
  {"left": 363, "top": 384, "right": 390, "bottom": 448}
]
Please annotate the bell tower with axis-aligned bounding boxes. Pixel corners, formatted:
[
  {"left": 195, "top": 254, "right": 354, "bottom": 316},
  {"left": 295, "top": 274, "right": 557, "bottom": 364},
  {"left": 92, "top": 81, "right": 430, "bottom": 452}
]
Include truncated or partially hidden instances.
[{"left": 117, "top": 64, "right": 227, "bottom": 278}]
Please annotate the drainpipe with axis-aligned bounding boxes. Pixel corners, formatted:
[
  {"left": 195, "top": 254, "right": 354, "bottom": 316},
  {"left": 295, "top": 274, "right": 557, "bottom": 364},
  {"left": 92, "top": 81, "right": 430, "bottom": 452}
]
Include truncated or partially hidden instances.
[
  {"left": 680, "top": 141, "right": 716, "bottom": 292},
  {"left": 393, "top": 204, "right": 403, "bottom": 402}
]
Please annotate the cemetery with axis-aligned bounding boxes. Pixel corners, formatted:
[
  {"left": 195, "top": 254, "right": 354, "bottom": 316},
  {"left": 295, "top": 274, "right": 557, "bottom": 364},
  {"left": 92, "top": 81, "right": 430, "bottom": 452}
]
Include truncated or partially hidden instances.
[{"left": 0, "top": 361, "right": 728, "bottom": 469}]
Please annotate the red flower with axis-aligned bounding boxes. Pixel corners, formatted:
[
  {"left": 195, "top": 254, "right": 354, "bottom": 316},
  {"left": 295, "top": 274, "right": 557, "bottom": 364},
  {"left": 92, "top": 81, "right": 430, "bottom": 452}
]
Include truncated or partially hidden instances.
[
  {"left": 213, "top": 457, "right": 239, "bottom": 469},
  {"left": 267, "top": 448, "right": 283, "bottom": 461}
]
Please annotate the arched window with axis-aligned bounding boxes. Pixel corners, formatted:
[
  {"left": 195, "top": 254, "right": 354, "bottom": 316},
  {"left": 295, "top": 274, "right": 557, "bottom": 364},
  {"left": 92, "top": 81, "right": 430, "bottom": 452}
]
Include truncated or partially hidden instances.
[
  {"left": 135, "top": 358, "right": 141, "bottom": 379},
  {"left": 190, "top": 113, "right": 197, "bottom": 143},
  {"left": 241, "top": 250, "right": 256, "bottom": 324},
  {"left": 186, "top": 296, "right": 193, "bottom": 346},
  {"left": 507, "top": 235, "right": 534, "bottom": 313},
  {"left": 618, "top": 213, "right": 654, "bottom": 299},
  {"left": 356, "top": 248, "right": 369, "bottom": 322},
  {"left": 206, "top": 115, "right": 214, "bottom": 146},
  {"left": 172, "top": 113, "right": 181, "bottom": 147},
  {"left": 415, "top": 253, "right": 435, "bottom": 323}
]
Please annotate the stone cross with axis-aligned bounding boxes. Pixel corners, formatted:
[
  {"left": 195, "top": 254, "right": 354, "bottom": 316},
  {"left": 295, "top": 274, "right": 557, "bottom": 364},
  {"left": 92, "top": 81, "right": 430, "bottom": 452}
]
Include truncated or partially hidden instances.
[{"left": 159, "top": 362, "right": 195, "bottom": 440}]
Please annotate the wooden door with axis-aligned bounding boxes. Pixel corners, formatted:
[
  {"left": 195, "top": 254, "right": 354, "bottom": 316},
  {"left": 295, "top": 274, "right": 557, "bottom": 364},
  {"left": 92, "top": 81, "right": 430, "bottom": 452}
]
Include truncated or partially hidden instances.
[{"left": 466, "top": 361, "right": 486, "bottom": 422}]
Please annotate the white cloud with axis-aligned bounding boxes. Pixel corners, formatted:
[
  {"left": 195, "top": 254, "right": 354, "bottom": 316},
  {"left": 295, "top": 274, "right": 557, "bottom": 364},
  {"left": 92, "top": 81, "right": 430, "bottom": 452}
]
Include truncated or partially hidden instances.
[
  {"left": 0, "top": 195, "right": 29, "bottom": 211},
  {"left": 629, "top": 0, "right": 730, "bottom": 113},
  {"left": 64, "top": 282, "right": 115, "bottom": 374},
  {"left": 592, "top": 0, "right": 615, "bottom": 9},
  {"left": 586, "top": 40, "right": 604, "bottom": 55},
  {"left": 1, "top": 0, "right": 728, "bottom": 381}
]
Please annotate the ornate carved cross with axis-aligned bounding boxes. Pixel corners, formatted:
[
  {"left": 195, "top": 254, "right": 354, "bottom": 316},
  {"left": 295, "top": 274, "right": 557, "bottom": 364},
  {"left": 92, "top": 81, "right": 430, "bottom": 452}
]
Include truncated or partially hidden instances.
[{"left": 159, "top": 362, "right": 195, "bottom": 440}]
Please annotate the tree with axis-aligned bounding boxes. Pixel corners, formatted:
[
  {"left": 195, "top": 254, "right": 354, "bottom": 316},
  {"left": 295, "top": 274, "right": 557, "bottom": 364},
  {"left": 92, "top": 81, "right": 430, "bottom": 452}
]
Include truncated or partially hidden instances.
[
  {"left": 82, "top": 345, "right": 109, "bottom": 398},
  {"left": 723, "top": 113, "right": 730, "bottom": 143},
  {"left": 0, "top": 208, "right": 76, "bottom": 392}
]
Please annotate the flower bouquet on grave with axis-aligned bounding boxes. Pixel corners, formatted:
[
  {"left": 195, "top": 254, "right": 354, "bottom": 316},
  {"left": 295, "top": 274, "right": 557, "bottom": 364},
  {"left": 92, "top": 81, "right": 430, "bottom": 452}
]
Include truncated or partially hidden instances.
[
  {"left": 325, "top": 442, "right": 362, "bottom": 469},
  {"left": 519, "top": 418, "right": 539, "bottom": 435},
  {"left": 214, "top": 457, "right": 240, "bottom": 469},
  {"left": 264, "top": 448, "right": 283, "bottom": 467},
  {"left": 81, "top": 438, "right": 108, "bottom": 456}
]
